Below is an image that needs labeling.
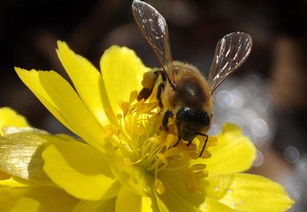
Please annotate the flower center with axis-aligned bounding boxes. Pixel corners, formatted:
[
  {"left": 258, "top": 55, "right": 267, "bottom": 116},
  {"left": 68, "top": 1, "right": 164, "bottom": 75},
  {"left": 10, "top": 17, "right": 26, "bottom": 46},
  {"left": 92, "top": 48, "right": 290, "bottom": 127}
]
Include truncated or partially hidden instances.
[{"left": 104, "top": 91, "right": 216, "bottom": 195}]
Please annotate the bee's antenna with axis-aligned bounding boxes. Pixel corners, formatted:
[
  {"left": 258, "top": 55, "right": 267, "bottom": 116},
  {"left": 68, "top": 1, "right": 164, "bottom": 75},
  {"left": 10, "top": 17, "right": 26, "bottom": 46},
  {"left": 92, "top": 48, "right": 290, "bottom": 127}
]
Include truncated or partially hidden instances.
[{"left": 196, "top": 132, "right": 209, "bottom": 157}]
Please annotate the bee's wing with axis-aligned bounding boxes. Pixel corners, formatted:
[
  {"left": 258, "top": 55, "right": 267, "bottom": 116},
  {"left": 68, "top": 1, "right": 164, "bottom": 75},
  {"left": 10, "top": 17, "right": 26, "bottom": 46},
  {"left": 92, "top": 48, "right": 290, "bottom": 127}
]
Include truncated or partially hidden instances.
[
  {"left": 208, "top": 32, "right": 252, "bottom": 93},
  {"left": 132, "top": 0, "right": 175, "bottom": 87}
]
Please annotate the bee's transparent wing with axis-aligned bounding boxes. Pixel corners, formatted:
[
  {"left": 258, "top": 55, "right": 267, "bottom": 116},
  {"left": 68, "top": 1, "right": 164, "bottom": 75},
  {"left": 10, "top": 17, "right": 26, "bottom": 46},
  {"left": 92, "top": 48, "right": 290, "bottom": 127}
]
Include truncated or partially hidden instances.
[
  {"left": 208, "top": 32, "right": 252, "bottom": 93},
  {"left": 132, "top": 0, "right": 175, "bottom": 87}
]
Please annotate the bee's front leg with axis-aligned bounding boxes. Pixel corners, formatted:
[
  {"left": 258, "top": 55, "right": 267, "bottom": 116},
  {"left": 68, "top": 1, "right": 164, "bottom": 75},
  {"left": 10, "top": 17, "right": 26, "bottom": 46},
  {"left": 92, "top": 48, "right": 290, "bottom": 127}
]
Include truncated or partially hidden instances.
[{"left": 199, "top": 134, "right": 208, "bottom": 157}]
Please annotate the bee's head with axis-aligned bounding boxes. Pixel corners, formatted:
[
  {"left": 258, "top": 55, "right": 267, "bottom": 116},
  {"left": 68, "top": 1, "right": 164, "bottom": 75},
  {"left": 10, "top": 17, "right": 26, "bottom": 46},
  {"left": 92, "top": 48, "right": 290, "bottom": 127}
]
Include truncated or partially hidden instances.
[{"left": 176, "top": 107, "right": 211, "bottom": 142}]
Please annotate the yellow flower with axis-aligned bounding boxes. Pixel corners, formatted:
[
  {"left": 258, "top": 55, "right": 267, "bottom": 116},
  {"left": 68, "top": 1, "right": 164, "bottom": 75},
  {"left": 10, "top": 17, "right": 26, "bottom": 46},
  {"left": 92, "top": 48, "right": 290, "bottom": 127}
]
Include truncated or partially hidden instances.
[{"left": 0, "top": 42, "right": 293, "bottom": 211}]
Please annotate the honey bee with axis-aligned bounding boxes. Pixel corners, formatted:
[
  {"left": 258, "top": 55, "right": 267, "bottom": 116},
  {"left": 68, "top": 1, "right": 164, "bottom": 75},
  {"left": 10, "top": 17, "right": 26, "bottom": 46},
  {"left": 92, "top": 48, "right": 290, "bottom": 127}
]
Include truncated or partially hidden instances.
[{"left": 132, "top": 0, "right": 252, "bottom": 156}]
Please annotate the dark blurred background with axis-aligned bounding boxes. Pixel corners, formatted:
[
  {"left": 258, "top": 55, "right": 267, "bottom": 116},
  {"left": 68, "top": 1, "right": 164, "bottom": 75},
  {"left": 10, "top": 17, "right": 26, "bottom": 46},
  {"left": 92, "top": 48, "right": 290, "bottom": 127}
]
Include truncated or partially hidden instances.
[{"left": 0, "top": 0, "right": 306, "bottom": 211}]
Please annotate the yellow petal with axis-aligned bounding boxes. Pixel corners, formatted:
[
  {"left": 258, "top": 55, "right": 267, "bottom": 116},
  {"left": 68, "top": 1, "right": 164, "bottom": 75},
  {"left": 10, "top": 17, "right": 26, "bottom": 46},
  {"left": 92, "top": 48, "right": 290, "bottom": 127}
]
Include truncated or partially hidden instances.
[
  {"left": 0, "top": 177, "right": 30, "bottom": 187},
  {"left": 10, "top": 197, "right": 40, "bottom": 212},
  {"left": 27, "top": 186, "right": 79, "bottom": 212},
  {"left": 100, "top": 46, "right": 149, "bottom": 115},
  {"left": 42, "top": 138, "right": 116, "bottom": 200},
  {"left": 1, "top": 127, "right": 48, "bottom": 135},
  {"left": 0, "top": 107, "right": 29, "bottom": 135},
  {"left": 202, "top": 174, "right": 234, "bottom": 200},
  {"left": 115, "top": 187, "right": 142, "bottom": 212},
  {"left": 221, "top": 174, "right": 294, "bottom": 212},
  {"left": 0, "top": 187, "right": 27, "bottom": 211},
  {"left": 56, "top": 41, "right": 112, "bottom": 126},
  {"left": 159, "top": 170, "right": 205, "bottom": 207},
  {"left": 195, "top": 123, "right": 256, "bottom": 175},
  {"left": 156, "top": 173, "right": 202, "bottom": 212},
  {"left": 0, "top": 186, "right": 78, "bottom": 212},
  {"left": 73, "top": 198, "right": 116, "bottom": 212},
  {"left": 15, "top": 68, "right": 104, "bottom": 149},
  {"left": 200, "top": 197, "right": 235, "bottom": 212},
  {"left": 204, "top": 173, "right": 294, "bottom": 212},
  {"left": 154, "top": 192, "right": 169, "bottom": 212},
  {"left": 0, "top": 132, "right": 52, "bottom": 184},
  {"left": 141, "top": 195, "right": 155, "bottom": 212},
  {"left": 114, "top": 187, "right": 154, "bottom": 212}
]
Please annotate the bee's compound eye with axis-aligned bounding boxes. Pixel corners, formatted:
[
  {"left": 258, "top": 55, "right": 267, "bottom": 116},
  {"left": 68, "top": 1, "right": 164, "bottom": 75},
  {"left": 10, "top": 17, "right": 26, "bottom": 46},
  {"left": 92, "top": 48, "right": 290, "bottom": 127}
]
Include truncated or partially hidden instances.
[
  {"left": 176, "top": 107, "right": 210, "bottom": 127},
  {"left": 199, "top": 111, "right": 210, "bottom": 127},
  {"left": 176, "top": 107, "right": 191, "bottom": 121}
]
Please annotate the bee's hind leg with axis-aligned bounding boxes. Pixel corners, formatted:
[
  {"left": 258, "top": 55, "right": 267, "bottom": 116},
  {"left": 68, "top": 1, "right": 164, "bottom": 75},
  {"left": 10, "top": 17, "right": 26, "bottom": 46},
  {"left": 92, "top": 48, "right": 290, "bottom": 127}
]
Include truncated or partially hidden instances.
[
  {"left": 137, "top": 69, "right": 160, "bottom": 101},
  {"left": 137, "top": 68, "right": 167, "bottom": 102}
]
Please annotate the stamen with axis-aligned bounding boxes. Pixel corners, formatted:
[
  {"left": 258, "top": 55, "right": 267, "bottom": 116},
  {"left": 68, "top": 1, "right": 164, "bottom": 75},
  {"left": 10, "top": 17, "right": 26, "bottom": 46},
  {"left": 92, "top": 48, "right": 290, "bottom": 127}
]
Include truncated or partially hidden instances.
[
  {"left": 103, "top": 125, "right": 118, "bottom": 138},
  {"left": 191, "top": 164, "right": 207, "bottom": 171},
  {"left": 200, "top": 151, "right": 211, "bottom": 159},
  {"left": 194, "top": 170, "right": 208, "bottom": 178},
  {"left": 154, "top": 178, "right": 165, "bottom": 194},
  {"left": 156, "top": 153, "right": 167, "bottom": 164},
  {"left": 164, "top": 134, "right": 177, "bottom": 147},
  {"left": 123, "top": 157, "right": 144, "bottom": 166},
  {"left": 129, "top": 90, "right": 138, "bottom": 102}
]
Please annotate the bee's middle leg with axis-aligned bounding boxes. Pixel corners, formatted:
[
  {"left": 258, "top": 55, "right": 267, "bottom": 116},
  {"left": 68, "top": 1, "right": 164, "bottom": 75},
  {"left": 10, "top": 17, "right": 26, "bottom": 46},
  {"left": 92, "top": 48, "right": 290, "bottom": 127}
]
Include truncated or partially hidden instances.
[
  {"left": 157, "top": 83, "right": 165, "bottom": 108},
  {"left": 137, "top": 88, "right": 152, "bottom": 101},
  {"left": 162, "top": 109, "right": 173, "bottom": 131}
]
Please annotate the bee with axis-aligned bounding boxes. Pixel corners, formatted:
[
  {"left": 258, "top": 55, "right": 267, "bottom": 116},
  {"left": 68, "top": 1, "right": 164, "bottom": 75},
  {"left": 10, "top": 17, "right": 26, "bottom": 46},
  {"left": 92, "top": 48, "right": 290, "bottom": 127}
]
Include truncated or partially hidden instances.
[{"left": 132, "top": 0, "right": 252, "bottom": 156}]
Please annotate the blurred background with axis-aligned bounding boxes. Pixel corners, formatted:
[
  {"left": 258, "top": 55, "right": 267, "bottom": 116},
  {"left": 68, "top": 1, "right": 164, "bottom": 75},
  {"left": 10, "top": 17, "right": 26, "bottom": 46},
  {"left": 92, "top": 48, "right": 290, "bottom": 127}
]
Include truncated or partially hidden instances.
[{"left": 0, "top": 0, "right": 306, "bottom": 210}]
